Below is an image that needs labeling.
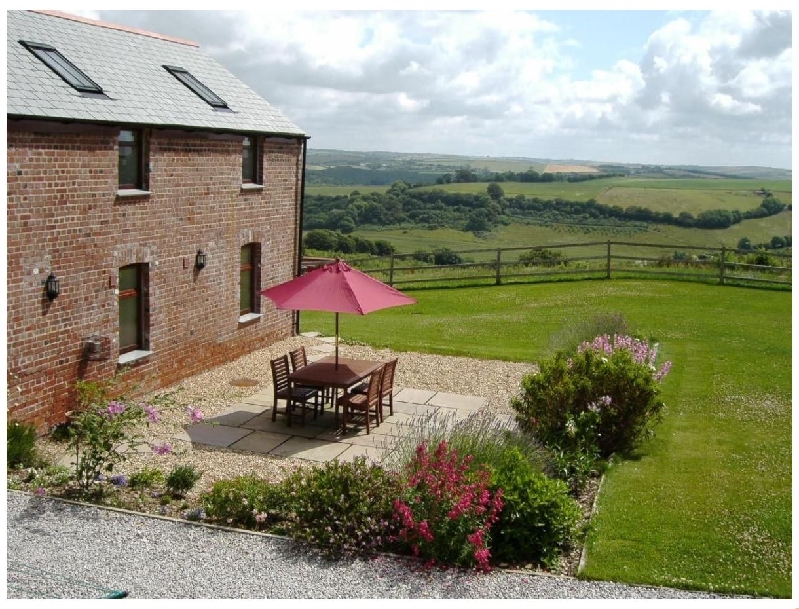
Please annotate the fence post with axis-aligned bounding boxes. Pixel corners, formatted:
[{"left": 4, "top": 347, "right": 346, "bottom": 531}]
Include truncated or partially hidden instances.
[
  {"left": 389, "top": 252, "right": 395, "bottom": 286},
  {"left": 607, "top": 241, "right": 612, "bottom": 279},
  {"left": 495, "top": 249, "right": 502, "bottom": 285},
  {"left": 719, "top": 246, "right": 726, "bottom": 286}
]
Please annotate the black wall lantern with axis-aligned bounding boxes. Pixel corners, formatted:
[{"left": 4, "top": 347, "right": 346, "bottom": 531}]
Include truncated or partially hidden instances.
[
  {"left": 195, "top": 250, "right": 207, "bottom": 270},
  {"left": 44, "top": 273, "right": 60, "bottom": 300}
]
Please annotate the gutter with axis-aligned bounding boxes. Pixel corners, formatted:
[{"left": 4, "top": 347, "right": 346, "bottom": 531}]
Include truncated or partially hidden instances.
[{"left": 294, "top": 136, "right": 309, "bottom": 335}]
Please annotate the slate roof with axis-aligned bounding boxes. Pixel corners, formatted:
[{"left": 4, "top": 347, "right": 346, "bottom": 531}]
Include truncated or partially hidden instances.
[{"left": 7, "top": 10, "right": 305, "bottom": 137}]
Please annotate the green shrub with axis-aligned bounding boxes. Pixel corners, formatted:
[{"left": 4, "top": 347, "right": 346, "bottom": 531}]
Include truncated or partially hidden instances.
[
  {"left": 433, "top": 247, "right": 463, "bottom": 266},
  {"left": 7, "top": 421, "right": 38, "bottom": 468},
  {"left": 546, "top": 446, "right": 597, "bottom": 494},
  {"left": 24, "top": 465, "right": 71, "bottom": 489},
  {"left": 166, "top": 464, "right": 202, "bottom": 497},
  {"left": 512, "top": 335, "right": 670, "bottom": 459},
  {"left": 202, "top": 475, "right": 289, "bottom": 529},
  {"left": 412, "top": 250, "right": 434, "bottom": 264},
  {"left": 489, "top": 448, "right": 582, "bottom": 567},
  {"left": 281, "top": 457, "right": 401, "bottom": 557},
  {"left": 746, "top": 251, "right": 778, "bottom": 267},
  {"left": 129, "top": 467, "right": 165, "bottom": 489},
  {"left": 518, "top": 247, "right": 568, "bottom": 268}
]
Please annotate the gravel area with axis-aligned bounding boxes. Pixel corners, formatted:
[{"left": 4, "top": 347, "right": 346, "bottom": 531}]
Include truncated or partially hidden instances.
[
  {"left": 36, "top": 335, "right": 538, "bottom": 498},
  {"left": 7, "top": 492, "right": 727, "bottom": 599}
]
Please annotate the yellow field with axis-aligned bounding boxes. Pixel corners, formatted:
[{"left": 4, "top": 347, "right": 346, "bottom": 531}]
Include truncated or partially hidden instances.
[{"left": 544, "top": 164, "right": 600, "bottom": 173}]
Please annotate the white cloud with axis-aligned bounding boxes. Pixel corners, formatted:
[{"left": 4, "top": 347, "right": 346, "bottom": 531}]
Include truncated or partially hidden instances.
[{"left": 73, "top": 9, "right": 791, "bottom": 167}]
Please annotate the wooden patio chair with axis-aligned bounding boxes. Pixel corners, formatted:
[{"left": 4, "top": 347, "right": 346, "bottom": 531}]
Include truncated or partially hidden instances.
[
  {"left": 290, "top": 345, "right": 332, "bottom": 412},
  {"left": 270, "top": 354, "right": 320, "bottom": 427},
  {"left": 377, "top": 358, "right": 397, "bottom": 422},
  {"left": 288, "top": 346, "right": 308, "bottom": 371},
  {"left": 337, "top": 365, "right": 382, "bottom": 435},
  {"left": 350, "top": 358, "right": 398, "bottom": 423}
]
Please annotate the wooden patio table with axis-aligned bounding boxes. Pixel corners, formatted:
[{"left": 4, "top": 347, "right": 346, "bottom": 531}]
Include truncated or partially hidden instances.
[{"left": 289, "top": 356, "right": 383, "bottom": 422}]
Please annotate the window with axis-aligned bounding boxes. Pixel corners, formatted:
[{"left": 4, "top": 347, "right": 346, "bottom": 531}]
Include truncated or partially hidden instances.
[
  {"left": 240, "top": 244, "right": 260, "bottom": 316},
  {"left": 19, "top": 40, "right": 103, "bottom": 94},
  {"left": 242, "top": 136, "right": 260, "bottom": 184},
  {"left": 118, "top": 129, "right": 147, "bottom": 191},
  {"left": 163, "top": 65, "right": 228, "bottom": 109},
  {"left": 119, "top": 264, "right": 148, "bottom": 354}
]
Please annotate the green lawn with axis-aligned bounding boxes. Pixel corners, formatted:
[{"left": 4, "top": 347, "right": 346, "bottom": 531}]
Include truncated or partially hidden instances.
[{"left": 299, "top": 280, "right": 791, "bottom": 597}]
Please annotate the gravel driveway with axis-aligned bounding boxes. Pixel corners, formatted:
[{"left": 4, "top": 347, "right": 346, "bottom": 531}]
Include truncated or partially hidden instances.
[{"left": 7, "top": 492, "right": 726, "bottom": 599}]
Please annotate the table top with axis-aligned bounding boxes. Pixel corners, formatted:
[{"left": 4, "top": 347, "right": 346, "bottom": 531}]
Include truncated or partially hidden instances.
[{"left": 289, "top": 356, "right": 383, "bottom": 389}]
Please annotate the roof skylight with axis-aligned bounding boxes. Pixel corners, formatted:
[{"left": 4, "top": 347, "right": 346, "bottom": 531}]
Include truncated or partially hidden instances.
[
  {"left": 163, "top": 65, "right": 228, "bottom": 109},
  {"left": 19, "top": 40, "right": 103, "bottom": 94}
]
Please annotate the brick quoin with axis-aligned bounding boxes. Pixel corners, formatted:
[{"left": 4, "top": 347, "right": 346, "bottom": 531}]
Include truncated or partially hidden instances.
[{"left": 6, "top": 121, "right": 306, "bottom": 432}]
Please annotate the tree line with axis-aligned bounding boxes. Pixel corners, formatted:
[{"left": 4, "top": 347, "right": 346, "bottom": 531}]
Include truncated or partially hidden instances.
[
  {"left": 302, "top": 180, "right": 790, "bottom": 235},
  {"left": 436, "top": 168, "right": 625, "bottom": 184}
]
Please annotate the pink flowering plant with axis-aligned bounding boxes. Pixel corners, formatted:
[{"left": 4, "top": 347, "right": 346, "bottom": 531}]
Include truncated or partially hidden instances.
[
  {"left": 392, "top": 441, "right": 504, "bottom": 571},
  {"left": 512, "top": 334, "right": 672, "bottom": 462},
  {"left": 66, "top": 380, "right": 204, "bottom": 492},
  {"left": 281, "top": 457, "right": 401, "bottom": 558},
  {"left": 202, "top": 475, "right": 291, "bottom": 530}
]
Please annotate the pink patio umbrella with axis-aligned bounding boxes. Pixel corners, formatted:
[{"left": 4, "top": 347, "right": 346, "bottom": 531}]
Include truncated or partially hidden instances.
[{"left": 260, "top": 259, "right": 417, "bottom": 367}]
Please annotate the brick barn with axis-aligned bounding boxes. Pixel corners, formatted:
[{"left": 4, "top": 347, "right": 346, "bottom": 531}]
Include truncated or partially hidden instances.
[{"left": 6, "top": 10, "right": 309, "bottom": 431}]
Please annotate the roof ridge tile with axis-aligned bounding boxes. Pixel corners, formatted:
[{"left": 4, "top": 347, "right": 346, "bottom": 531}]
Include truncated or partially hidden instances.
[{"left": 30, "top": 10, "right": 200, "bottom": 47}]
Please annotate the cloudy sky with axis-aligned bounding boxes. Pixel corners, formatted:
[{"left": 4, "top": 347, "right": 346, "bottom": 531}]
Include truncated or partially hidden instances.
[{"left": 59, "top": 7, "right": 792, "bottom": 169}]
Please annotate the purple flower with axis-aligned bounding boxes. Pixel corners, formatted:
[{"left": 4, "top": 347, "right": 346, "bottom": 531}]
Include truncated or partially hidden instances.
[
  {"left": 110, "top": 475, "right": 128, "bottom": 487},
  {"left": 105, "top": 401, "right": 126, "bottom": 417},
  {"left": 186, "top": 407, "right": 204, "bottom": 424},
  {"left": 151, "top": 442, "right": 172, "bottom": 455},
  {"left": 34, "top": 487, "right": 46, "bottom": 496},
  {"left": 144, "top": 405, "right": 160, "bottom": 423},
  {"left": 654, "top": 361, "right": 673, "bottom": 382}
]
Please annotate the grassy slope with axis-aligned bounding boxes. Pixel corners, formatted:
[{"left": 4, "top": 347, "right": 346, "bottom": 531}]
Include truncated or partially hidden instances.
[
  {"left": 355, "top": 211, "right": 792, "bottom": 261},
  {"left": 299, "top": 280, "right": 791, "bottom": 597}
]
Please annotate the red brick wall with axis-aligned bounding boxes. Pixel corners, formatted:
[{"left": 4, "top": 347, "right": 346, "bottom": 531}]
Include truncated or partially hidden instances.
[{"left": 6, "top": 120, "right": 304, "bottom": 432}]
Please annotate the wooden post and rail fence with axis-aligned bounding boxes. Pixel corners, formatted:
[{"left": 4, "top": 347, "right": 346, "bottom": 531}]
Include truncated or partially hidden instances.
[{"left": 302, "top": 240, "right": 792, "bottom": 290}]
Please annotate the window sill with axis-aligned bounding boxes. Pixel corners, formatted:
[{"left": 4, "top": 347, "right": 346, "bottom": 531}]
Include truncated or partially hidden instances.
[
  {"left": 240, "top": 183, "right": 264, "bottom": 192},
  {"left": 118, "top": 350, "right": 153, "bottom": 365},
  {"left": 238, "top": 313, "right": 262, "bottom": 325},
  {"left": 116, "top": 188, "right": 151, "bottom": 198}
]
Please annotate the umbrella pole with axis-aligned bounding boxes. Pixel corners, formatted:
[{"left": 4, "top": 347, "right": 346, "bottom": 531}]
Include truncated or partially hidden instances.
[{"left": 335, "top": 312, "right": 339, "bottom": 369}]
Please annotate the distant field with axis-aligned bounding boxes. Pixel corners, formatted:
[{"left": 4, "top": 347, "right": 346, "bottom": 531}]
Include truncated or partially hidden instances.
[
  {"left": 305, "top": 185, "right": 391, "bottom": 196},
  {"left": 410, "top": 156, "right": 547, "bottom": 173},
  {"left": 597, "top": 186, "right": 766, "bottom": 214},
  {"left": 414, "top": 178, "right": 792, "bottom": 214},
  {"left": 415, "top": 180, "right": 611, "bottom": 200},
  {"left": 544, "top": 164, "right": 600, "bottom": 173},
  {"left": 354, "top": 211, "right": 791, "bottom": 259}
]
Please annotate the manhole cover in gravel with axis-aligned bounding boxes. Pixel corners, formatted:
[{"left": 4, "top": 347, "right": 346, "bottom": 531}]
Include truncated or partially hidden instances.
[{"left": 229, "top": 378, "right": 260, "bottom": 387}]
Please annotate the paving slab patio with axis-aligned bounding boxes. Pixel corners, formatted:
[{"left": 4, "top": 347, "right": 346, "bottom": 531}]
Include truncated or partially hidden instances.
[
  {"left": 428, "top": 392, "right": 487, "bottom": 410},
  {"left": 184, "top": 424, "right": 252, "bottom": 448},
  {"left": 227, "top": 430, "right": 290, "bottom": 454},
  {"left": 393, "top": 388, "right": 436, "bottom": 404},
  {"left": 177, "top": 381, "right": 495, "bottom": 464},
  {"left": 269, "top": 437, "right": 350, "bottom": 462}
]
